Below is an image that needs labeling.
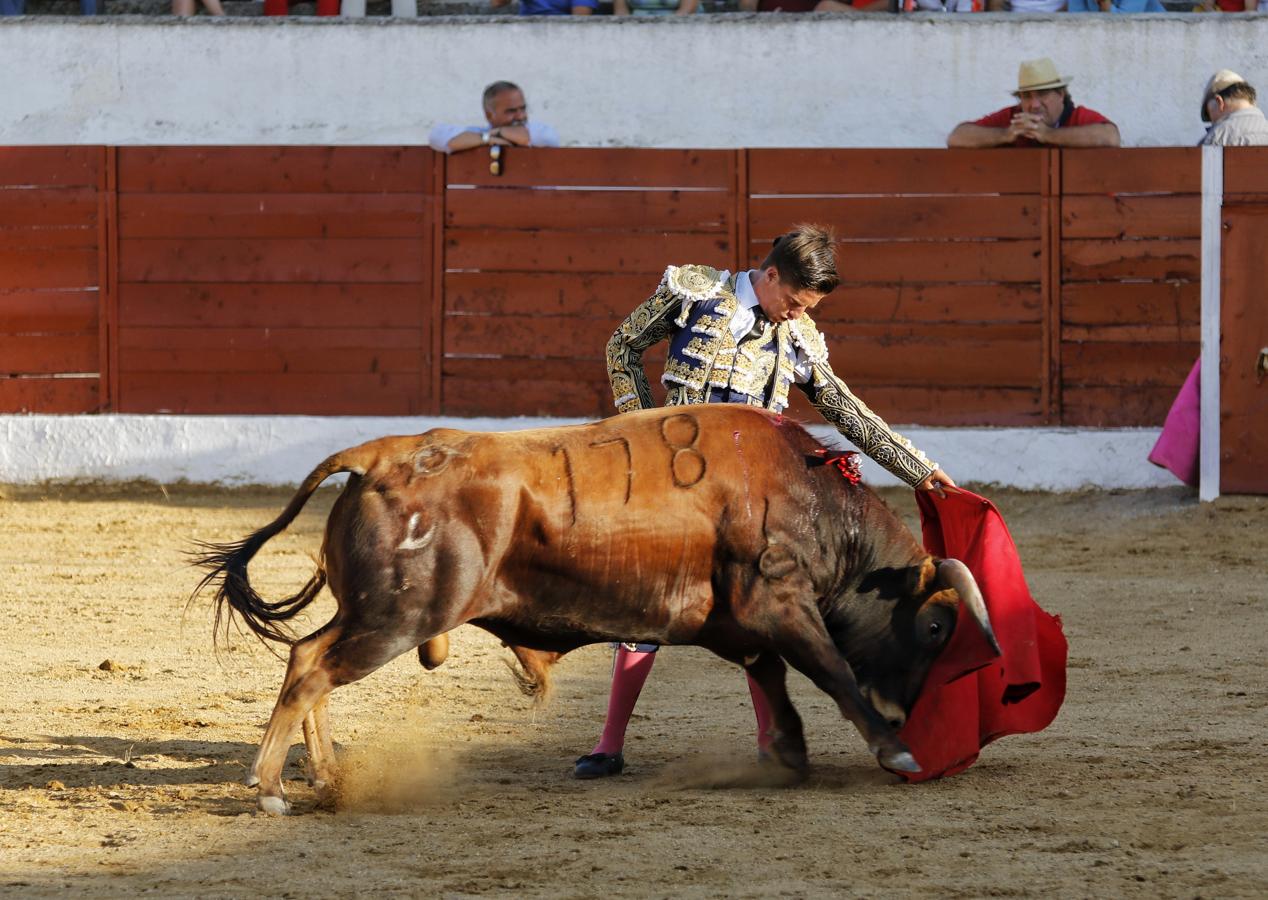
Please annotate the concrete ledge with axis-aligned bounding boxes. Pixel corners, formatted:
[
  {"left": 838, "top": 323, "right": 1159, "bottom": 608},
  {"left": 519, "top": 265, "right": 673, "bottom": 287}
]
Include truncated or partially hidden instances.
[{"left": 1, "top": 415, "right": 1176, "bottom": 490}]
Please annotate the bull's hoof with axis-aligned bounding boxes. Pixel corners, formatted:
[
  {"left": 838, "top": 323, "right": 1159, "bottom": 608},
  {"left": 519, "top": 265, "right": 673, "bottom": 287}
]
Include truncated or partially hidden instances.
[
  {"left": 257, "top": 795, "right": 291, "bottom": 816},
  {"left": 244, "top": 772, "right": 260, "bottom": 788},
  {"left": 879, "top": 750, "right": 921, "bottom": 774}
]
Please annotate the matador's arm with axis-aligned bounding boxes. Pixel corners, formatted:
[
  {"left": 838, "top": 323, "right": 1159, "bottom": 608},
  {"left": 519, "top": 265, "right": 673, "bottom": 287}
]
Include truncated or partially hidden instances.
[
  {"left": 800, "top": 359, "right": 937, "bottom": 489},
  {"left": 605, "top": 288, "right": 684, "bottom": 413}
]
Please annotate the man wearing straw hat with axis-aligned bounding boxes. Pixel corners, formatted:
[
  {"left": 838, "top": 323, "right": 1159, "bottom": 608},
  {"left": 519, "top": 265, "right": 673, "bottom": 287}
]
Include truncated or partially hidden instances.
[{"left": 947, "top": 58, "right": 1120, "bottom": 149}]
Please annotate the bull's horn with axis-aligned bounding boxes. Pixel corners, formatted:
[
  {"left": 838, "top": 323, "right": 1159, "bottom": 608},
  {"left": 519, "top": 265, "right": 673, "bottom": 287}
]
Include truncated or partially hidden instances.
[{"left": 936, "top": 559, "right": 1001, "bottom": 656}]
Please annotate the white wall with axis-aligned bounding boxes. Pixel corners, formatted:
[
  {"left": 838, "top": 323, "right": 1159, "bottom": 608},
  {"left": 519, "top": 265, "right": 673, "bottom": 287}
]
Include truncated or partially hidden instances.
[
  {"left": 0, "top": 415, "right": 1177, "bottom": 489},
  {"left": 2, "top": 16, "right": 1266, "bottom": 148}
]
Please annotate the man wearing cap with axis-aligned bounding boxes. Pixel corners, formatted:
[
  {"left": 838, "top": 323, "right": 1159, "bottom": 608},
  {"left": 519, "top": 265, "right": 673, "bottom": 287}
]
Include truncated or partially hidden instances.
[
  {"left": 947, "top": 58, "right": 1120, "bottom": 149},
  {"left": 1200, "top": 70, "right": 1268, "bottom": 146}
]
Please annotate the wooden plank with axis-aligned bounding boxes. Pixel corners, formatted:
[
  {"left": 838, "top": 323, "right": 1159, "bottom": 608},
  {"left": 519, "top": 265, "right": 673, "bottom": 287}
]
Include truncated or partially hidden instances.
[
  {"left": 1061, "top": 341, "right": 1196, "bottom": 387},
  {"left": 1217, "top": 147, "right": 1268, "bottom": 196},
  {"left": 102, "top": 146, "right": 119, "bottom": 413},
  {"left": 1061, "top": 385, "right": 1182, "bottom": 427},
  {"left": 1061, "top": 239, "right": 1200, "bottom": 282},
  {"left": 118, "top": 193, "right": 427, "bottom": 239},
  {"left": 442, "top": 355, "right": 661, "bottom": 383},
  {"left": 0, "top": 188, "right": 98, "bottom": 227},
  {"left": 445, "top": 187, "right": 730, "bottom": 231},
  {"left": 445, "top": 272, "right": 655, "bottom": 318},
  {"left": 445, "top": 229, "right": 730, "bottom": 274},
  {"left": 0, "top": 290, "right": 99, "bottom": 331},
  {"left": 445, "top": 148, "right": 735, "bottom": 190},
  {"left": 783, "top": 385, "right": 1044, "bottom": 427},
  {"left": 1219, "top": 202, "right": 1268, "bottom": 494},
  {"left": 0, "top": 249, "right": 98, "bottom": 290},
  {"left": 826, "top": 325, "right": 1042, "bottom": 388},
  {"left": 749, "top": 195, "right": 1042, "bottom": 241},
  {"left": 0, "top": 334, "right": 98, "bottom": 374},
  {"left": 442, "top": 375, "right": 616, "bottom": 418},
  {"left": 117, "top": 371, "right": 424, "bottom": 415},
  {"left": 429, "top": 152, "right": 445, "bottom": 415},
  {"left": 0, "top": 147, "right": 101, "bottom": 188},
  {"left": 120, "top": 347, "right": 422, "bottom": 375},
  {"left": 0, "top": 226, "right": 99, "bottom": 251},
  {"left": 444, "top": 315, "right": 626, "bottom": 359},
  {"left": 1061, "top": 147, "right": 1201, "bottom": 195},
  {"left": 830, "top": 240, "right": 1043, "bottom": 284},
  {"left": 747, "top": 149, "right": 1047, "bottom": 195},
  {"left": 1061, "top": 195, "right": 1200, "bottom": 239},
  {"left": 117, "top": 238, "right": 425, "bottom": 283},
  {"left": 0, "top": 376, "right": 100, "bottom": 413},
  {"left": 118, "top": 326, "right": 422, "bottom": 352},
  {"left": 117, "top": 147, "right": 431, "bottom": 194},
  {"left": 816, "top": 283, "right": 1042, "bottom": 324},
  {"left": 1062, "top": 324, "right": 1200, "bottom": 343},
  {"left": 1062, "top": 281, "right": 1199, "bottom": 327},
  {"left": 118, "top": 283, "right": 426, "bottom": 328}
]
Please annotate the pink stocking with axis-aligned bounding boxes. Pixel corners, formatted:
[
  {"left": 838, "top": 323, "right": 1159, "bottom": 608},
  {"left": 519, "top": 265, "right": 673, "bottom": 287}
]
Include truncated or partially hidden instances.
[
  {"left": 746, "top": 672, "right": 775, "bottom": 751},
  {"left": 592, "top": 645, "right": 657, "bottom": 755}
]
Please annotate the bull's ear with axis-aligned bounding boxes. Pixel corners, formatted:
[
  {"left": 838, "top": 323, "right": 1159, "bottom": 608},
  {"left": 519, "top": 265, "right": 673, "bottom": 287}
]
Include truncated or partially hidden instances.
[{"left": 858, "top": 556, "right": 936, "bottom": 601}]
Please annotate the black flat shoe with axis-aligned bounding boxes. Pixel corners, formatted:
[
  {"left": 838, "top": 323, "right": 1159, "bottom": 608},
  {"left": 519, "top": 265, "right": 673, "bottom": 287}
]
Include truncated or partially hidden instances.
[{"left": 573, "top": 752, "right": 625, "bottom": 779}]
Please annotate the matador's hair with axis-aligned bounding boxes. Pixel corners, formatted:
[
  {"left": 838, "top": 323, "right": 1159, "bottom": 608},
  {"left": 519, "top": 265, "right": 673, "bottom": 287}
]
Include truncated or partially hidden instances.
[{"left": 761, "top": 224, "right": 840, "bottom": 295}]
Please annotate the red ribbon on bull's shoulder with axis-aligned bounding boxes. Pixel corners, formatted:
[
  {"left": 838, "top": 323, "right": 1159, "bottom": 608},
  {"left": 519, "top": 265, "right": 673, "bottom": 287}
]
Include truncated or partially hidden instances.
[{"left": 809, "top": 448, "right": 862, "bottom": 484}]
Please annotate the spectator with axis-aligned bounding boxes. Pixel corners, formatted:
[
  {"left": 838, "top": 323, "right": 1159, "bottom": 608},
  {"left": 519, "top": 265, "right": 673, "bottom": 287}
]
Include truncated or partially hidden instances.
[
  {"left": 1067, "top": 0, "right": 1166, "bottom": 10},
  {"left": 1200, "top": 70, "right": 1268, "bottom": 146},
  {"left": 173, "top": 0, "right": 225, "bottom": 14},
  {"left": 1196, "top": 0, "right": 1259, "bottom": 11},
  {"left": 491, "top": 0, "right": 596, "bottom": 15},
  {"left": 739, "top": 0, "right": 823, "bottom": 9},
  {"left": 429, "top": 82, "right": 560, "bottom": 155},
  {"left": 901, "top": 0, "right": 983, "bottom": 10},
  {"left": 615, "top": 0, "right": 699, "bottom": 14},
  {"left": 341, "top": 0, "right": 416, "bottom": 14},
  {"left": 809, "top": 0, "right": 890, "bottom": 10},
  {"left": 264, "top": 0, "right": 338, "bottom": 14},
  {"left": 946, "top": 58, "right": 1120, "bottom": 149}
]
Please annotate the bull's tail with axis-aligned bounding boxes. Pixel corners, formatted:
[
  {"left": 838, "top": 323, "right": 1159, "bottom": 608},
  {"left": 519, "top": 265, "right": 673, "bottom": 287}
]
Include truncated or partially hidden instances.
[
  {"left": 503, "top": 646, "right": 560, "bottom": 707},
  {"left": 189, "top": 445, "right": 379, "bottom": 647}
]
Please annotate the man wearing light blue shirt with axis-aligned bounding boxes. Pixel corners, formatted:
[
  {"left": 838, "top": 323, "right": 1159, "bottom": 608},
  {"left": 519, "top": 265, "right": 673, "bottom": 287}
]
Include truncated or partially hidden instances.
[{"left": 428, "top": 81, "right": 561, "bottom": 155}]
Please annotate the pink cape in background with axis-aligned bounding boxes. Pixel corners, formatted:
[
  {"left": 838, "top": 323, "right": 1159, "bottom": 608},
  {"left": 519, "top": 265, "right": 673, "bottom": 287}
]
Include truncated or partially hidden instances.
[
  {"left": 887, "top": 488, "right": 1068, "bottom": 783},
  {"left": 1148, "top": 359, "right": 1201, "bottom": 488}
]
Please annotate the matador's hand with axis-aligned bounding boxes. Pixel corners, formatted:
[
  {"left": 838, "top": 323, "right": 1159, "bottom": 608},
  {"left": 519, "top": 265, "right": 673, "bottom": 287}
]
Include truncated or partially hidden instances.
[{"left": 917, "top": 467, "right": 956, "bottom": 497}]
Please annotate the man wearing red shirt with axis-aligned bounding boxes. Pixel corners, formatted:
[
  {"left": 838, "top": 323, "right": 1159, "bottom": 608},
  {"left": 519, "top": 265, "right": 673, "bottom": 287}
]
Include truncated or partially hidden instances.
[{"left": 947, "top": 58, "right": 1120, "bottom": 149}]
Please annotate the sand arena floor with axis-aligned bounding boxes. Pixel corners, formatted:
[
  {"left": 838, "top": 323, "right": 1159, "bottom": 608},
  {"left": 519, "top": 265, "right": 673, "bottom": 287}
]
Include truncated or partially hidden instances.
[{"left": 0, "top": 482, "right": 1265, "bottom": 898}]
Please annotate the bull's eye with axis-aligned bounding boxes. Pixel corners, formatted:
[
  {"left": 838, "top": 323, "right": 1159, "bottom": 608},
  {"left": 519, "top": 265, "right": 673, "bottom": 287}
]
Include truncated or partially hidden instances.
[{"left": 928, "top": 621, "right": 941, "bottom": 637}]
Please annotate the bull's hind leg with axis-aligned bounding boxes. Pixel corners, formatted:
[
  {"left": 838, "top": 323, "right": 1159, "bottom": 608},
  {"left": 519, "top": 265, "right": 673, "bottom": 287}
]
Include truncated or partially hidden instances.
[
  {"left": 301, "top": 696, "right": 336, "bottom": 791},
  {"left": 251, "top": 621, "right": 410, "bottom": 815},
  {"left": 744, "top": 652, "right": 808, "bottom": 776}
]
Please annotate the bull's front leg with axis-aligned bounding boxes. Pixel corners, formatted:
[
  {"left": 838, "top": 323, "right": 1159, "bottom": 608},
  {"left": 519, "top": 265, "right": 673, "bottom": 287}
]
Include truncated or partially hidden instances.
[
  {"left": 743, "top": 652, "right": 808, "bottom": 777},
  {"left": 735, "top": 587, "right": 919, "bottom": 775}
]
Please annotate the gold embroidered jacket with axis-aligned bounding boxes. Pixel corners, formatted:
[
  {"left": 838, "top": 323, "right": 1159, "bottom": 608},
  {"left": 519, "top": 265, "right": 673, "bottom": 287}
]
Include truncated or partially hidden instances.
[{"left": 605, "top": 264, "right": 937, "bottom": 488}]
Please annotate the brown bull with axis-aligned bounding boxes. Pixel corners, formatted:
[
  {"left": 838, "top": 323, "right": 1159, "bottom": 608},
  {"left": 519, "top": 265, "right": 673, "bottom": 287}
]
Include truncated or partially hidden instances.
[{"left": 192, "top": 405, "right": 997, "bottom": 815}]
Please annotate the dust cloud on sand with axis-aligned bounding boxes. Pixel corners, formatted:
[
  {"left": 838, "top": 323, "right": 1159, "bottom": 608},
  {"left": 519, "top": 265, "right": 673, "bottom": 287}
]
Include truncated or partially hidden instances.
[{"left": 1, "top": 483, "right": 1265, "bottom": 898}]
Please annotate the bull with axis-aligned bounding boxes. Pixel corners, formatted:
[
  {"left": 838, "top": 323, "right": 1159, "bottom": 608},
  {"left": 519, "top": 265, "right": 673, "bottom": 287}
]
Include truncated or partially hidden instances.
[{"left": 192, "top": 405, "right": 998, "bottom": 815}]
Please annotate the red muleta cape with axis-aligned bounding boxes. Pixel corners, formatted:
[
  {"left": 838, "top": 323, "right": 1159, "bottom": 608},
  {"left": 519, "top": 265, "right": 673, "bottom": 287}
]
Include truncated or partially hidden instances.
[{"left": 890, "top": 488, "right": 1068, "bottom": 782}]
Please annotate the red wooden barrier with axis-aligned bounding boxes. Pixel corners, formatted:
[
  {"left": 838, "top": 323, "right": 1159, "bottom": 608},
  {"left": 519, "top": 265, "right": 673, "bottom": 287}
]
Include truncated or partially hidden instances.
[
  {"left": 114, "top": 147, "right": 435, "bottom": 415},
  {"left": 0, "top": 147, "right": 106, "bottom": 413},
  {"left": 0, "top": 145, "right": 1214, "bottom": 428}
]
